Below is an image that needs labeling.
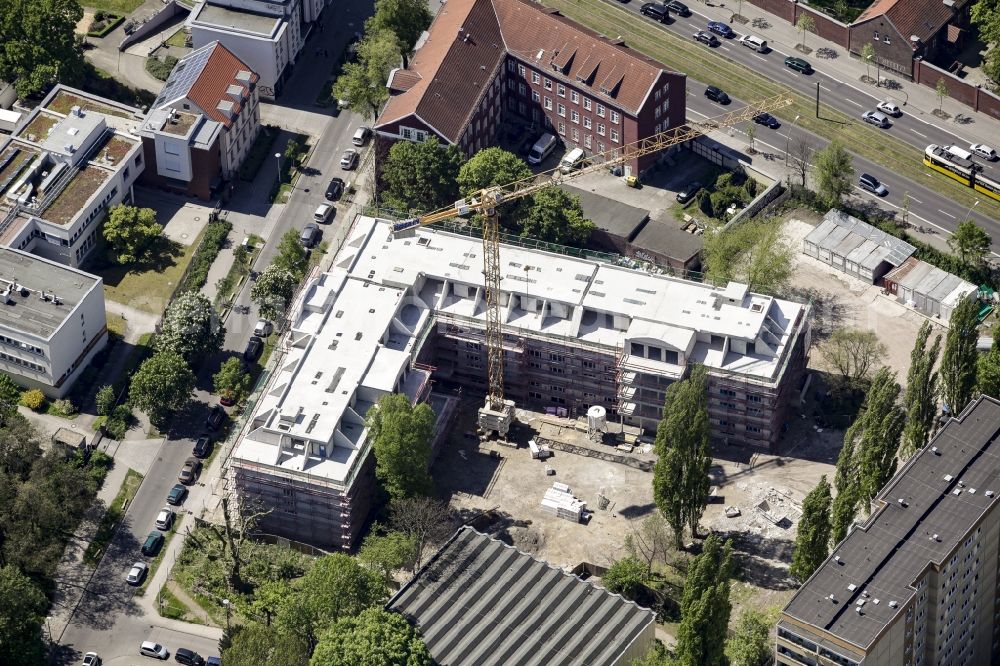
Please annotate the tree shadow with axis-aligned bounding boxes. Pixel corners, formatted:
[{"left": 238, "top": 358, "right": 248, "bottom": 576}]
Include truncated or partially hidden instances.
[
  {"left": 84, "top": 236, "right": 184, "bottom": 289},
  {"left": 618, "top": 503, "right": 658, "bottom": 519},
  {"left": 714, "top": 530, "right": 797, "bottom": 590}
]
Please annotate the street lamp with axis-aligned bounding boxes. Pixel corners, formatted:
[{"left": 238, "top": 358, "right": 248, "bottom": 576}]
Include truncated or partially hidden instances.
[
  {"left": 274, "top": 152, "right": 282, "bottom": 189},
  {"left": 785, "top": 115, "right": 802, "bottom": 167},
  {"left": 963, "top": 199, "right": 980, "bottom": 221},
  {"left": 222, "top": 598, "right": 232, "bottom": 633}
]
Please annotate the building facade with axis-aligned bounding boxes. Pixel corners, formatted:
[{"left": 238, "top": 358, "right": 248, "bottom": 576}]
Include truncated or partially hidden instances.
[
  {"left": 777, "top": 396, "right": 1000, "bottom": 666},
  {"left": 140, "top": 42, "right": 260, "bottom": 199},
  {"left": 0, "top": 248, "right": 107, "bottom": 397},
  {"left": 230, "top": 215, "right": 809, "bottom": 550},
  {"left": 374, "top": 0, "right": 686, "bottom": 175},
  {"left": 0, "top": 86, "right": 144, "bottom": 268}
]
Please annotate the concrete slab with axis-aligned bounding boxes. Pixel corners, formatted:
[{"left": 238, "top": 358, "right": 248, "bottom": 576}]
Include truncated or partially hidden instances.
[{"left": 133, "top": 187, "right": 216, "bottom": 246}]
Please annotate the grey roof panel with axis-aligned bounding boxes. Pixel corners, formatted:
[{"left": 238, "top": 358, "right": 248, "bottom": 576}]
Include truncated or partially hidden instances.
[
  {"left": 814, "top": 210, "right": 915, "bottom": 267},
  {"left": 388, "top": 527, "right": 655, "bottom": 666}
]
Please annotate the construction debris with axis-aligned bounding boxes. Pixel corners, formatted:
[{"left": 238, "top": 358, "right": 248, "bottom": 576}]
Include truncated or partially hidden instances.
[
  {"left": 540, "top": 484, "right": 587, "bottom": 523},
  {"left": 536, "top": 436, "right": 654, "bottom": 472},
  {"left": 725, "top": 506, "right": 742, "bottom": 518},
  {"left": 528, "top": 439, "right": 552, "bottom": 459}
]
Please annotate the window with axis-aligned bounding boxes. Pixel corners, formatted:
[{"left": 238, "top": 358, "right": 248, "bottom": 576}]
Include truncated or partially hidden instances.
[
  {"left": 570, "top": 90, "right": 579, "bottom": 103},
  {"left": 544, "top": 78, "right": 552, "bottom": 90},
  {"left": 557, "top": 103, "right": 565, "bottom": 117},
  {"left": 655, "top": 89, "right": 662, "bottom": 101},
  {"left": 557, "top": 84, "right": 566, "bottom": 97},
  {"left": 610, "top": 129, "right": 618, "bottom": 143},
  {"left": 571, "top": 110, "right": 579, "bottom": 123},
  {"left": 544, "top": 96, "right": 552, "bottom": 110},
  {"left": 597, "top": 122, "right": 605, "bottom": 136},
  {"left": 610, "top": 111, "right": 620, "bottom": 124},
  {"left": 583, "top": 117, "right": 592, "bottom": 129},
  {"left": 571, "top": 128, "right": 579, "bottom": 141},
  {"left": 519, "top": 83, "right": 526, "bottom": 95},
  {"left": 654, "top": 106, "right": 661, "bottom": 119},
  {"left": 402, "top": 128, "right": 412, "bottom": 140},
  {"left": 655, "top": 122, "right": 662, "bottom": 133},
  {"left": 532, "top": 71, "right": 540, "bottom": 84},
  {"left": 558, "top": 122, "right": 566, "bottom": 135},
  {"left": 584, "top": 134, "right": 592, "bottom": 149},
  {"left": 583, "top": 98, "right": 592, "bottom": 111},
  {"left": 508, "top": 60, "right": 516, "bottom": 72},
  {"left": 507, "top": 79, "right": 516, "bottom": 91},
  {"left": 596, "top": 103, "right": 605, "bottom": 117},
  {"left": 415, "top": 131, "right": 426, "bottom": 141},
  {"left": 518, "top": 64, "right": 526, "bottom": 76},
  {"left": 532, "top": 90, "right": 540, "bottom": 102}
]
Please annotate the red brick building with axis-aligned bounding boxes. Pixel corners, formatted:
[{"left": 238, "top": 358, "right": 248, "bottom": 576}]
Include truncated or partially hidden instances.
[{"left": 374, "top": 0, "right": 686, "bottom": 175}]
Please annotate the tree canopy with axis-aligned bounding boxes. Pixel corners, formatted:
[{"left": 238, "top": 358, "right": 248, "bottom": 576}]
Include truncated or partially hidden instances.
[
  {"left": 813, "top": 141, "right": 854, "bottom": 205},
  {"left": 790, "top": 476, "right": 832, "bottom": 582},
  {"left": 358, "top": 530, "right": 418, "bottom": 584},
  {"left": 601, "top": 556, "right": 648, "bottom": 600},
  {"left": 251, "top": 265, "right": 299, "bottom": 321},
  {"left": 901, "top": 321, "right": 941, "bottom": 458},
  {"left": 366, "top": 394, "right": 436, "bottom": 500},
  {"left": 366, "top": 0, "right": 433, "bottom": 68},
  {"left": 332, "top": 29, "right": 400, "bottom": 120},
  {"left": 156, "top": 292, "right": 224, "bottom": 364},
  {"left": 939, "top": 295, "right": 980, "bottom": 415},
  {"left": 726, "top": 609, "right": 775, "bottom": 666},
  {"left": 948, "top": 220, "right": 992, "bottom": 267},
  {"left": 222, "top": 623, "right": 311, "bottom": 666},
  {"left": 519, "top": 187, "right": 595, "bottom": 247},
  {"left": 214, "top": 357, "right": 252, "bottom": 405},
  {"left": 971, "top": 0, "right": 1000, "bottom": 86},
  {"left": 978, "top": 321, "right": 1000, "bottom": 399},
  {"left": 0, "top": 565, "right": 47, "bottom": 666},
  {"left": 128, "top": 351, "right": 195, "bottom": 426},
  {"left": 652, "top": 365, "right": 712, "bottom": 548},
  {"left": 702, "top": 216, "right": 793, "bottom": 293},
  {"left": 0, "top": 0, "right": 85, "bottom": 98},
  {"left": 310, "top": 607, "right": 432, "bottom": 666},
  {"left": 102, "top": 205, "right": 164, "bottom": 264},
  {"left": 381, "top": 137, "right": 465, "bottom": 213},
  {"left": 273, "top": 229, "right": 311, "bottom": 280},
  {"left": 675, "top": 535, "right": 733, "bottom": 666},
  {"left": 820, "top": 329, "right": 886, "bottom": 389},
  {"left": 458, "top": 147, "right": 532, "bottom": 196}
]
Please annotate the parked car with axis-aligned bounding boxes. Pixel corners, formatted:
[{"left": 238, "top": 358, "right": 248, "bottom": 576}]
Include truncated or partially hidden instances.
[
  {"left": 783, "top": 56, "right": 812, "bottom": 73},
  {"left": 970, "top": 143, "right": 998, "bottom": 161},
  {"left": 340, "top": 148, "right": 359, "bottom": 170},
  {"left": 352, "top": 126, "right": 371, "bottom": 146},
  {"left": 753, "top": 112, "right": 780, "bottom": 129},
  {"left": 704, "top": 85, "right": 730, "bottom": 104},
  {"left": 707, "top": 21, "right": 734, "bottom": 37},
  {"left": 858, "top": 173, "right": 888, "bottom": 196},
  {"left": 174, "top": 648, "right": 205, "bottom": 666},
  {"left": 876, "top": 100, "right": 901, "bottom": 117},
  {"left": 126, "top": 561, "right": 148, "bottom": 585},
  {"left": 139, "top": 641, "right": 169, "bottom": 659},
  {"left": 253, "top": 319, "right": 274, "bottom": 337},
  {"left": 693, "top": 31, "right": 719, "bottom": 47},
  {"left": 193, "top": 436, "right": 212, "bottom": 458},
  {"left": 325, "top": 177, "right": 345, "bottom": 201},
  {"left": 166, "top": 483, "right": 188, "bottom": 505},
  {"left": 666, "top": 0, "right": 690, "bottom": 15},
  {"left": 178, "top": 457, "right": 202, "bottom": 485},
  {"left": 862, "top": 110, "right": 890, "bottom": 128},
  {"left": 155, "top": 506, "right": 175, "bottom": 531},
  {"left": 219, "top": 393, "right": 235, "bottom": 407},
  {"left": 206, "top": 658, "right": 222, "bottom": 666},
  {"left": 82, "top": 652, "right": 102, "bottom": 666},
  {"left": 313, "top": 203, "right": 334, "bottom": 224},
  {"left": 206, "top": 405, "right": 226, "bottom": 430},
  {"left": 676, "top": 181, "right": 702, "bottom": 204},
  {"left": 243, "top": 336, "right": 264, "bottom": 363},
  {"left": 300, "top": 222, "right": 321, "bottom": 248},
  {"left": 640, "top": 2, "right": 670, "bottom": 22},
  {"left": 141, "top": 531, "right": 164, "bottom": 556}
]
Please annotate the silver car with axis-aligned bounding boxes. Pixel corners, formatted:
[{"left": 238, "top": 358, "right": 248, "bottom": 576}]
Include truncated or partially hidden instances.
[
  {"left": 862, "top": 110, "right": 890, "bottom": 128},
  {"left": 340, "top": 149, "right": 359, "bottom": 170},
  {"left": 155, "top": 507, "right": 174, "bottom": 531},
  {"left": 126, "top": 561, "right": 148, "bottom": 585}
]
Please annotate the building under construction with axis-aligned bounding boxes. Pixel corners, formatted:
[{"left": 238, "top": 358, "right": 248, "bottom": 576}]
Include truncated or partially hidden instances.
[{"left": 228, "top": 215, "right": 810, "bottom": 550}]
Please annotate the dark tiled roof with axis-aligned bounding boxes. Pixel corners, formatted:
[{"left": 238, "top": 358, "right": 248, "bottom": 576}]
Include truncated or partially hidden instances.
[
  {"left": 782, "top": 396, "right": 1000, "bottom": 651},
  {"left": 387, "top": 527, "right": 655, "bottom": 666},
  {"left": 854, "top": 0, "right": 955, "bottom": 46}
]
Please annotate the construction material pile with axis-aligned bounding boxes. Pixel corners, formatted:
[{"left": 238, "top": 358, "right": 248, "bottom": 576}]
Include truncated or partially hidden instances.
[{"left": 540, "top": 483, "right": 586, "bottom": 522}]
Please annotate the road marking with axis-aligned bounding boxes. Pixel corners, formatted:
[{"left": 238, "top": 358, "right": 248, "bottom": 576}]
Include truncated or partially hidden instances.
[
  {"left": 753, "top": 54, "right": 766, "bottom": 61},
  {"left": 787, "top": 71, "right": 799, "bottom": 78},
  {"left": 846, "top": 99, "right": 863, "bottom": 108},
  {"left": 938, "top": 209, "right": 956, "bottom": 219},
  {"left": 819, "top": 84, "right": 833, "bottom": 92},
  {"left": 908, "top": 196, "right": 923, "bottom": 204},
  {"left": 720, "top": 45, "right": 732, "bottom": 51},
  {"left": 909, "top": 128, "right": 928, "bottom": 139}
]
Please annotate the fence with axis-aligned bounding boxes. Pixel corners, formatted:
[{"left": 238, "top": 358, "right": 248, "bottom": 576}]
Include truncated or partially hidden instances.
[
  {"left": 724, "top": 181, "right": 789, "bottom": 231},
  {"left": 118, "top": 0, "right": 189, "bottom": 52},
  {"left": 913, "top": 58, "right": 1000, "bottom": 122}
]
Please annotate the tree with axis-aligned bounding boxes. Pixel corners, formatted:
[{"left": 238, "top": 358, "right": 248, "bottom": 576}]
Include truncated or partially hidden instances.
[
  {"left": 273, "top": 230, "right": 310, "bottom": 280},
  {"left": 380, "top": 137, "right": 464, "bottom": 213},
  {"left": 0, "top": 564, "right": 47, "bottom": 665},
  {"left": 128, "top": 351, "right": 195, "bottom": 426},
  {"left": 939, "top": 295, "right": 979, "bottom": 415},
  {"left": 745, "top": 122, "right": 755, "bottom": 153},
  {"left": 831, "top": 436, "right": 859, "bottom": 546},
  {"left": 388, "top": 496, "right": 454, "bottom": 570},
  {"left": 813, "top": 141, "right": 854, "bottom": 205},
  {"left": 200, "top": 496, "right": 273, "bottom": 592},
  {"left": 675, "top": 535, "right": 733, "bottom": 666},
  {"left": 820, "top": 329, "right": 887, "bottom": 389},
  {"left": 277, "top": 553, "right": 385, "bottom": 652},
  {"left": 366, "top": 394, "right": 435, "bottom": 500},
  {"left": 625, "top": 512, "right": 672, "bottom": 575},
  {"left": 310, "top": 607, "right": 432, "bottom": 666},
  {"left": 0, "top": 0, "right": 85, "bottom": 98},
  {"left": 844, "top": 367, "right": 905, "bottom": 507},
  {"left": 702, "top": 216, "right": 793, "bottom": 293},
  {"left": 970, "top": 0, "right": 1000, "bottom": 45},
  {"left": 156, "top": 292, "right": 224, "bottom": 364},
  {"left": 251, "top": 265, "right": 299, "bottom": 321},
  {"left": 332, "top": 29, "right": 401, "bottom": 119},
  {"left": 358, "top": 530, "right": 418, "bottom": 584},
  {"left": 0, "top": 414, "right": 42, "bottom": 481},
  {"left": 948, "top": 219, "right": 992, "bottom": 266},
  {"left": 222, "top": 622, "right": 310, "bottom": 666},
  {"left": 245, "top": 580, "right": 290, "bottom": 628},
  {"left": 860, "top": 42, "right": 875, "bottom": 82},
  {"left": 102, "top": 205, "right": 164, "bottom": 264},
  {"left": 521, "top": 187, "right": 595, "bottom": 246},
  {"left": 726, "top": 609, "right": 774, "bottom": 666},
  {"left": 796, "top": 14, "right": 816, "bottom": 50},
  {"left": 0, "top": 373, "right": 20, "bottom": 417},
  {"left": 652, "top": 365, "right": 712, "bottom": 548},
  {"left": 602, "top": 556, "right": 648, "bottom": 600},
  {"left": 457, "top": 147, "right": 532, "bottom": 197},
  {"left": 978, "top": 321, "right": 1000, "bottom": 399},
  {"left": 214, "top": 357, "right": 252, "bottom": 405},
  {"left": 790, "top": 138, "right": 814, "bottom": 187},
  {"left": 95, "top": 384, "right": 116, "bottom": 417},
  {"left": 901, "top": 322, "right": 942, "bottom": 458},
  {"left": 366, "top": 0, "right": 433, "bottom": 68},
  {"left": 790, "top": 476, "right": 832, "bottom": 582},
  {"left": 935, "top": 77, "right": 949, "bottom": 111}
]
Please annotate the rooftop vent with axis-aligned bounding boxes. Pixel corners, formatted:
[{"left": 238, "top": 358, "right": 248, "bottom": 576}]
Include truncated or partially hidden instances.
[
  {"left": 828, "top": 594, "right": 837, "bottom": 602},
  {"left": 834, "top": 555, "right": 842, "bottom": 563},
  {"left": 847, "top": 583, "right": 857, "bottom": 591},
  {"left": 931, "top": 446, "right": 940, "bottom": 454},
  {"left": 889, "top": 600, "right": 898, "bottom": 608},
  {"left": 944, "top": 474, "right": 953, "bottom": 482},
  {"left": 70, "top": 105, "right": 82, "bottom": 117},
  {"left": 952, "top": 488, "right": 962, "bottom": 496},
  {"left": 986, "top": 490, "right": 995, "bottom": 497},
  {"left": 898, "top": 498, "right": 908, "bottom": 507},
  {"left": 930, "top": 534, "right": 940, "bottom": 541}
]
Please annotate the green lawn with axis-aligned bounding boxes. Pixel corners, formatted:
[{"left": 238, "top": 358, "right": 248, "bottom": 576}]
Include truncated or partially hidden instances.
[
  {"left": 83, "top": 468, "right": 143, "bottom": 567},
  {"left": 156, "top": 584, "right": 192, "bottom": 621},
  {"left": 165, "top": 29, "right": 190, "bottom": 48},
  {"left": 81, "top": 0, "right": 144, "bottom": 14},
  {"left": 542, "top": 0, "right": 1000, "bottom": 224}
]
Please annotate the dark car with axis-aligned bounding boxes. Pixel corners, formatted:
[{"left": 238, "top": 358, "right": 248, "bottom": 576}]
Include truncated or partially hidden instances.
[
  {"left": 676, "top": 181, "right": 702, "bottom": 204},
  {"left": 753, "top": 112, "right": 781, "bottom": 129},
  {"left": 640, "top": 2, "right": 670, "bottom": 22},
  {"left": 174, "top": 648, "right": 205, "bottom": 666},
  {"left": 300, "top": 223, "right": 320, "bottom": 248},
  {"left": 178, "top": 457, "right": 202, "bottom": 485},
  {"left": 193, "top": 436, "right": 212, "bottom": 458},
  {"left": 705, "top": 85, "right": 730, "bottom": 105},
  {"left": 324, "top": 177, "right": 344, "bottom": 201},
  {"left": 206, "top": 659, "right": 221, "bottom": 666},
  {"left": 784, "top": 56, "right": 812, "bottom": 73},
  {"left": 707, "top": 21, "right": 734, "bottom": 37},
  {"left": 166, "top": 483, "right": 188, "bottom": 505},
  {"left": 693, "top": 31, "right": 720, "bottom": 47},
  {"left": 666, "top": 0, "right": 691, "bottom": 15},
  {"left": 141, "top": 531, "right": 164, "bottom": 556},
  {"left": 206, "top": 405, "right": 226, "bottom": 430},
  {"left": 243, "top": 336, "right": 264, "bottom": 363}
]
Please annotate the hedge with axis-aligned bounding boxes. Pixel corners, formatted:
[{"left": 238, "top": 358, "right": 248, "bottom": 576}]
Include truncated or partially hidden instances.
[{"left": 181, "top": 219, "right": 232, "bottom": 294}]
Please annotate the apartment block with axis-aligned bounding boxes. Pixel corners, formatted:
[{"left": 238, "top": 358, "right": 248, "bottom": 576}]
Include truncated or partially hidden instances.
[
  {"left": 777, "top": 396, "right": 1000, "bottom": 666},
  {"left": 374, "top": 0, "right": 686, "bottom": 176},
  {"left": 229, "top": 216, "right": 809, "bottom": 550},
  {"left": 0, "top": 86, "right": 144, "bottom": 267}
]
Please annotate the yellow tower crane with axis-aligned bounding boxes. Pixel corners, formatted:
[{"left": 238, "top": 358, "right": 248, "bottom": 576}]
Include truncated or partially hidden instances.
[{"left": 390, "top": 94, "right": 793, "bottom": 435}]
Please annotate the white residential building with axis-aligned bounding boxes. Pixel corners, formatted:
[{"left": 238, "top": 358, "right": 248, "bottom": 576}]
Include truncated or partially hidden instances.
[{"left": 0, "top": 248, "right": 107, "bottom": 397}]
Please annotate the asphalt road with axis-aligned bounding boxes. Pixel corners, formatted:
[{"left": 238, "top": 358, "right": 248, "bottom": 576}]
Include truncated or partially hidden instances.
[{"left": 620, "top": 1, "right": 999, "bottom": 246}]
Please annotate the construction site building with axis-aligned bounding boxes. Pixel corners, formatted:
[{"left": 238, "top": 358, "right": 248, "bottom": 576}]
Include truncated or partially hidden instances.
[{"left": 228, "top": 216, "right": 810, "bottom": 550}]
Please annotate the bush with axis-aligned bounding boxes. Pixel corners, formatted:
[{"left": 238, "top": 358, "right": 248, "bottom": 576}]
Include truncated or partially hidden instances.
[
  {"left": 94, "top": 10, "right": 106, "bottom": 21},
  {"left": 95, "top": 384, "right": 116, "bottom": 416},
  {"left": 20, "top": 389, "right": 46, "bottom": 411},
  {"left": 52, "top": 399, "right": 76, "bottom": 416},
  {"left": 181, "top": 220, "right": 233, "bottom": 293},
  {"left": 102, "top": 404, "right": 134, "bottom": 441},
  {"left": 145, "top": 55, "right": 179, "bottom": 81}
]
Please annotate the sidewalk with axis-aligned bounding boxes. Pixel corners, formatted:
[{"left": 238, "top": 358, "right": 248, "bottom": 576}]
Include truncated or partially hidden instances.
[{"left": 693, "top": 0, "right": 1000, "bottom": 147}]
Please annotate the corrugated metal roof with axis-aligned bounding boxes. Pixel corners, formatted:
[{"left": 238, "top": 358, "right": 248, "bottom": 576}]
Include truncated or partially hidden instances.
[
  {"left": 388, "top": 527, "right": 655, "bottom": 666},
  {"left": 804, "top": 211, "right": 915, "bottom": 269},
  {"left": 887, "top": 257, "right": 976, "bottom": 303}
]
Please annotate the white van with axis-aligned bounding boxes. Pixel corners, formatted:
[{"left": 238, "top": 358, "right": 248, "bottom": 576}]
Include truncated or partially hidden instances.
[
  {"left": 559, "top": 147, "right": 586, "bottom": 174},
  {"left": 945, "top": 144, "right": 974, "bottom": 161},
  {"left": 527, "top": 133, "right": 558, "bottom": 166},
  {"left": 313, "top": 203, "right": 334, "bottom": 224},
  {"left": 738, "top": 34, "right": 768, "bottom": 52}
]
